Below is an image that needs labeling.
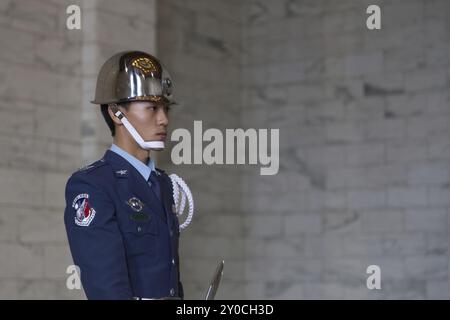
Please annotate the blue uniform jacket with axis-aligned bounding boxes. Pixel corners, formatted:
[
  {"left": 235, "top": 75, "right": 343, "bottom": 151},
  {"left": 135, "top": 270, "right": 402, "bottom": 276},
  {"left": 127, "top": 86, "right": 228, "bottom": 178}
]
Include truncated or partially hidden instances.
[{"left": 64, "top": 150, "right": 183, "bottom": 299}]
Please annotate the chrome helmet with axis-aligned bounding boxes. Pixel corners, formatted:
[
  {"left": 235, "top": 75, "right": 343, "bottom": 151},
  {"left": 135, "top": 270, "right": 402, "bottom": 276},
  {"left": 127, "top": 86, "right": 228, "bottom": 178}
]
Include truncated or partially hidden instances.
[{"left": 91, "top": 51, "right": 175, "bottom": 105}]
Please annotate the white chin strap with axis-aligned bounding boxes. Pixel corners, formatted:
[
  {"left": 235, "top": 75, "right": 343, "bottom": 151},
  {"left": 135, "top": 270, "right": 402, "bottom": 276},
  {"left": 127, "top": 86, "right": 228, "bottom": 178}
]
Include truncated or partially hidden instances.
[{"left": 114, "top": 110, "right": 164, "bottom": 151}]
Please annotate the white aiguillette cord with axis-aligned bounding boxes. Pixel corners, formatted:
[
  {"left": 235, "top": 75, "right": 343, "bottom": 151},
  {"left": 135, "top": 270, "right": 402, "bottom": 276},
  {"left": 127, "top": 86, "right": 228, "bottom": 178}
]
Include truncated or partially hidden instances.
[{"left": 169, "top": 174, "right": 194, "bottom": 230}]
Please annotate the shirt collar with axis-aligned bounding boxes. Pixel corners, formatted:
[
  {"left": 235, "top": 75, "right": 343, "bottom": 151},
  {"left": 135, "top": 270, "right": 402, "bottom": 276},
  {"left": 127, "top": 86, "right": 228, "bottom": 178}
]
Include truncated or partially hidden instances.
[{"left": 110, "top": 144, "right": 156, "bottom": 181}]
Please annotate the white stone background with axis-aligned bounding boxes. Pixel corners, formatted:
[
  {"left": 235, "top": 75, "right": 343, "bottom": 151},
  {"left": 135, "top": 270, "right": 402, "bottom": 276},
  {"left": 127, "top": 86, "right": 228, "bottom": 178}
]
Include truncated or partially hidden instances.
[{"left": 0, "top": 0, "right": 449, "bottom": 299}]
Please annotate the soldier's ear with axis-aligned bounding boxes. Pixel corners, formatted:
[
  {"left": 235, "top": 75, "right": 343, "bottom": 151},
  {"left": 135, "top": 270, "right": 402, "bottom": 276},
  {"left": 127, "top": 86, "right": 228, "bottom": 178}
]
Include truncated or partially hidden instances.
[{"left": 108, "top": 104, "right": 124, "bottom": 126}]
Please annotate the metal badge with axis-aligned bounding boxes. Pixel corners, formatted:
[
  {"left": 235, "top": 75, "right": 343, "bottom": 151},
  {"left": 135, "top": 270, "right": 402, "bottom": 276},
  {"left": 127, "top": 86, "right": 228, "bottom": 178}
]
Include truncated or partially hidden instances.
[
  {"left": 127, "top": 197, "right": 144, "bottom": 212},
  {"left": 132, "top": 57, "right": 157, "bottom": 74}
]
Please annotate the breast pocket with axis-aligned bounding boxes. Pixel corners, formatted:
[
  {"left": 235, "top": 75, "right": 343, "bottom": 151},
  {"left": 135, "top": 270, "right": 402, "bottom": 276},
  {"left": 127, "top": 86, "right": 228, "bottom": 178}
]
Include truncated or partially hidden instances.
[
  {"left": 120, "top": 205, "right": 160, "bottom": 260},
  {"left": 117, "top": 196, "right": 159, "bottom": 235},
  {"left": 125, "top": 210, "right": 159, "bottom": 236}
]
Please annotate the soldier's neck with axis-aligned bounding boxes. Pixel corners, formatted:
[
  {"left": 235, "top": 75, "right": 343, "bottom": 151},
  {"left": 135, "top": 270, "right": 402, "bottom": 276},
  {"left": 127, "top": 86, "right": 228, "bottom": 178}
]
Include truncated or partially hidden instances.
[{"left": 113, "top": 136, "right": 150, "bottom": 164}]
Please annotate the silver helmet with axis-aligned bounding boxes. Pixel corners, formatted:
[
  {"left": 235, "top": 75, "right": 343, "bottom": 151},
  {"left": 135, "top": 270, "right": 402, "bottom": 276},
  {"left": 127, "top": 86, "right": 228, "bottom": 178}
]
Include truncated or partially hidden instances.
[{"left": 91, "top": 51, "right": 175, "bottom": 105}]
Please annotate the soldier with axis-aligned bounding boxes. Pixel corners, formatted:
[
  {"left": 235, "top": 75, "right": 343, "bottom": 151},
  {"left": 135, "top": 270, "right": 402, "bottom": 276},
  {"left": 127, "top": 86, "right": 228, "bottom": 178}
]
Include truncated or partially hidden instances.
[{"left": 64, "top": 51, "right": 183, "bottom": 300}]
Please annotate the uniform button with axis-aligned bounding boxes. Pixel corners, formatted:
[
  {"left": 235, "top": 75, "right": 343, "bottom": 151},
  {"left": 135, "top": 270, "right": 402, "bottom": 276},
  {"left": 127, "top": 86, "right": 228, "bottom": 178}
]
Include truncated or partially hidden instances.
[
  {"left": 137, "top": 226, "right": 142, "bottom": 233},
  {"left": 172, "top": 258, "right": 175, "bottom": 265},
  {"left": 169, "top": 230, "right": 173, "bottom": 237},
  {"left": 170, "top": 288, "right": 175, "bottom": 296}
]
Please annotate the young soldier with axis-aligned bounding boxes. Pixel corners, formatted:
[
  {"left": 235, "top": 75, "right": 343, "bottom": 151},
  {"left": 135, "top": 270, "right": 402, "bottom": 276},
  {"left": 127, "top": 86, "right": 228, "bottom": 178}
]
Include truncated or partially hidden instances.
[{"left": 64, "top": 51, "right": 183, "bottom": 300}]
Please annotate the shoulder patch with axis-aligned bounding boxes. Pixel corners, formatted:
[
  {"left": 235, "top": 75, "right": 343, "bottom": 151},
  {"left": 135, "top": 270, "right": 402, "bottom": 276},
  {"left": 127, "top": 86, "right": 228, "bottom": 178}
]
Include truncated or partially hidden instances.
[{"left": 72, "top": 193, "right": 96, "bottom": 226}]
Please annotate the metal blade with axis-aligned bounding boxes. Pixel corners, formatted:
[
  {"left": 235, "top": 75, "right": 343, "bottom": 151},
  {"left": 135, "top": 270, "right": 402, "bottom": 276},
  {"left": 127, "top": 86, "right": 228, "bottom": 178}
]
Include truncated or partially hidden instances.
[{"left": 205, "top": 260, "right": 224, "bottom": 300}]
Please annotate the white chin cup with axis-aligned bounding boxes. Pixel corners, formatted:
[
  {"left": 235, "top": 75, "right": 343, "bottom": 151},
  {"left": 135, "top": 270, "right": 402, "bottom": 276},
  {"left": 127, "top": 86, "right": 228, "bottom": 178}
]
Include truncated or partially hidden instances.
[{"left": 114, "top": 111, "right": 165, "bottom": 151}]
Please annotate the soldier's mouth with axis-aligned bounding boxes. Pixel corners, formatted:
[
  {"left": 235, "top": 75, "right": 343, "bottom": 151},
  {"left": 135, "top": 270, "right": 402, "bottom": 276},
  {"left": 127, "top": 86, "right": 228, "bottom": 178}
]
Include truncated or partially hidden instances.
[{"left": 155, "top": 133, "right": 167, "bottom": 140}]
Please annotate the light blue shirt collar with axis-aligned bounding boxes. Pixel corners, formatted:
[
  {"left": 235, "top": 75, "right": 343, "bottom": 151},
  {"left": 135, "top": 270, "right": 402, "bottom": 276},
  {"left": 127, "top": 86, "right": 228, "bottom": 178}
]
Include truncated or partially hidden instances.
[{"left": 110, "top": 144, "right": 156, "bottom": 181}]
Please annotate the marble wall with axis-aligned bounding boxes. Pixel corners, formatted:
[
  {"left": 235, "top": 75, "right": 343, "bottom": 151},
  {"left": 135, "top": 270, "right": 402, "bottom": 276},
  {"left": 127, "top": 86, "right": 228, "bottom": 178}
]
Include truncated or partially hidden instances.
[
  {"left": 239, "top": 0, "right": 450, "bottom": 299},
  {"left": 159, "top": 0, "right": 450, "bottom": 299}
]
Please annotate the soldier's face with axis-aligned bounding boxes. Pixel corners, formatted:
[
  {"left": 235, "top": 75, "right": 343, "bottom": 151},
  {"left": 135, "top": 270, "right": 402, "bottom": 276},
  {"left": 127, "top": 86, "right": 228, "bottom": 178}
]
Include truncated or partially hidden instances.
[{"left": 124, "top": 101, "right": 170, "bottom": 141}]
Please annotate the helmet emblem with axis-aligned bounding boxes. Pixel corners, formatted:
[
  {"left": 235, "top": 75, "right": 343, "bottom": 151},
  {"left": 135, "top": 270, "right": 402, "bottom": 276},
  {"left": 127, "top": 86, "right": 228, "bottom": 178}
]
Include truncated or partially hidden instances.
[{"left": 132, "top": 57, "right": 157, "bottom": 74}]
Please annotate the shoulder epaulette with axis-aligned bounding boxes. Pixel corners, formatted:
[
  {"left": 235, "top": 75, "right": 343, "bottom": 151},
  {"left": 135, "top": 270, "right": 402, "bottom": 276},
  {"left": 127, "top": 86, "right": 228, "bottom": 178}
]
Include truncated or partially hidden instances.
[
  {"left": 77, "top": 158, "right": 107, "bottom": 174},
  {"left": 155, "top": 168, "right": 166, "bottom": 176}
]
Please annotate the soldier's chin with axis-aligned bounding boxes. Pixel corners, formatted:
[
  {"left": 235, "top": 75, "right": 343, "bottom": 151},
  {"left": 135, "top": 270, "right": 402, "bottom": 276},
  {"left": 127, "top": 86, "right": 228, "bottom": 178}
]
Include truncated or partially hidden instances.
[{"left": 142, "top": 140, "right": 165, "bottom": 151}]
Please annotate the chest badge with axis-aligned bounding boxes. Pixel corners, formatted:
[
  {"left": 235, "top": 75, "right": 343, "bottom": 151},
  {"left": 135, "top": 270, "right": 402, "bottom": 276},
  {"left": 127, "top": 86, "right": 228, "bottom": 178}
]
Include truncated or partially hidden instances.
[
  {"left": 127, "top": 197, "right": 144, "bottom": 212},
  {"left": 115, "top": 169, "right": 128, "bottom": 177}
]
